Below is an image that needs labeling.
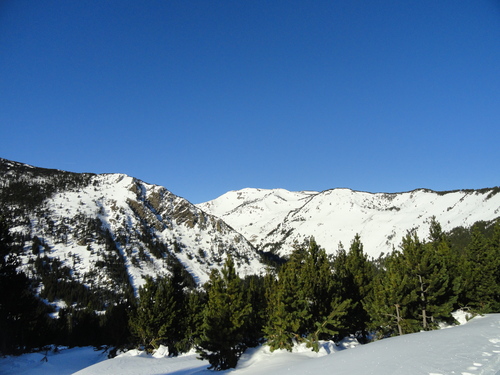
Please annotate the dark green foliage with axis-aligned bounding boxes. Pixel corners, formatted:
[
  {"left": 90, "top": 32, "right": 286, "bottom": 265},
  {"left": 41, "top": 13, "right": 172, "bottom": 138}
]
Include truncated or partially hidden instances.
[
  {"left": 441, "top": 218, "right": 500, "bottom": 313},
  {"left": 0, "top": 214, "right": 136, "bottom": 350},
  {"left": 167, "top": 252, "right": 197, "bottom": 290},
  {"left": 368, "top": 249, "right": 421, "bottom": 337},
  {"left": 256, "top": 249, "right": 287, "bottom": 269},
  {"left": 424, "top": 219, "right": 460, "bottom": 323},
  {"left": 197, "top": 255, "right": 252, "bottom": 370},
  {"left": 264, "top": 238, "right": 349, "bottom": 352},
  {"left": 447, "top": 218, "right": 499, "bottom": 254},
  {"left": 242, "top": 275, "right": 268, "bottom": 347},
  {"left": 401, "top": 230, "right": 456, "bottom": 330},
  {"left": 304, "top": 298, "right": 350, "bottom": 352},
  {"left": 100, "top": 229, "right": 135, "bottom": 301},
  {"left": 32, "top": 236, "right": 42, "bottom": 255},
  {"left": 35, "top": 255, "right": 97, "bottom": 308},
  {"left": 264, "top": 258, "right": 310, "bottom": 351},
  {"left": 173, "top": 241, "right": 181, "bottom": 253},
  {"left": 100, "top": 303, "right": 132, "bottom": 347},
  {"left": 127, "top": 258, "right": 203, "bottom": 355},
  {"left": 458, "top": 223, "right": 500, "bottom": 312},
  {"left": 175, "top": 288, "right": 207, "bottom": 353},
  {"left": 367, "top": 222, "right": 459, "bottom": 338},
  {"left": 129, "top": 276, "right": 181, "bottom": 351},
  {"left": 0, "top": 216, "right": 54, "bottom": 354},
  {"left": 56, "top": 307, "right": 101, "bottom": 347},
  {"left": 331, "top": 235, "right": 374, "bottom": 341}
]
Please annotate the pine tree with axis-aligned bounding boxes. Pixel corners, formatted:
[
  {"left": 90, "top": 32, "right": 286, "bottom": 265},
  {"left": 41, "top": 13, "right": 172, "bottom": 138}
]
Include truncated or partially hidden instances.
[
  {"left": 242, "top": 275, "right": 267, "bottom": 347},
  {"left": 264, "top": 238, "right": 349, "bottom": 352},
  {"left": 400, "top": 231, "right": 455, "bottom": 330},
  {"left": 301, "top": 239, "right": 335, "bottom": 325},
  {"left": 459, "top": 224, "right": 500, "bottom": 312},
  {"left": 167, "top": 257, "right": 194, "bottom": 354},
  {"left": 0, "top": 216, "right": 53, "bottom": 354},
  {"left": 489, "top": 221, "right": 500, "bottom": 311},
  {"left": 129, "top": 275, "right": 180, "bottom": 352},
  {"left": 304, "top": 298, "right": 350, "bottom": 352},
  {"left": 100, "top": 303, "right": 131, "bottom": 348},
  {"left": 331, "top": 235, "right": 373, "bottom": 341},
  {"left": 428, "top": 218, "right": 460, "bottom": 296},
  {"left": 368, "top": 227, "right": 457, "bottom": 338},
  {"left": 264, "top": 257, "right": 310, "bottom": 351},
  {"left": 425, "top": 218, "right": 460, "bottom": 323},
  {"left": 197, "top": 255, "right": 252, "bottom": 370},
  {"left": 176, "top": 288, "right": 206, "bottom": 353},
  {"left": 367, "top": 250, "right": 416, "bottom": 337}
]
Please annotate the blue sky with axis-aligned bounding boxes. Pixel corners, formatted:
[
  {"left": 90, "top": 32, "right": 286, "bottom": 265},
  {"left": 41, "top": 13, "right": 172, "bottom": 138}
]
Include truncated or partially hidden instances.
[{"left": 1, "top": 1, "right": 499, "bottom": 203}]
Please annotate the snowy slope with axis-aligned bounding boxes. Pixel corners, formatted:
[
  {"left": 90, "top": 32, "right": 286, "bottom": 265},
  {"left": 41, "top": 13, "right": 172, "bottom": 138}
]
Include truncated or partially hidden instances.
[
  {"left": 42, "top": 173, "right": 263, "bottom": 288},
  {"left": 198, "top": 187, "right": 500, "bottom": 258},
  {"left": 2, "top": 314, "right": 499, "bottom": 375},
  {"left": 197, "top": 188, "right": 316, "bottom": 244},
  {"left": 0, "top": 159, "right": 265, "bottom": 293}
]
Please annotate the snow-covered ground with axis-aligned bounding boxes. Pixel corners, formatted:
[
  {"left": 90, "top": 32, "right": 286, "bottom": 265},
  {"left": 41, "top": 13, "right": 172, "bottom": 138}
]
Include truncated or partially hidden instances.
[{"left": 2, "top": 314, "right": 500, "bottom": 375}]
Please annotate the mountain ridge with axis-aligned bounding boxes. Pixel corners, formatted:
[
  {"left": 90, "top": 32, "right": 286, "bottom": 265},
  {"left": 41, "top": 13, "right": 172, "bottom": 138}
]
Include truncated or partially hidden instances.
[
  {"left": 197, "top": 186, "right": 500, "bottom": 258},
  {"left": 0, "top": 158, "right": 266, "bottom": 300},
  {"left": 2, "top": 156, "right": 499, "bottom": 280}
]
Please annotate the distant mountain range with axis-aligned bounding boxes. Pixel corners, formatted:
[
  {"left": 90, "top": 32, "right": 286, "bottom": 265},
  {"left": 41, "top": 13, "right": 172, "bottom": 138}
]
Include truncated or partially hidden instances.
[
  {"left": 197, "top": 187, "right": 500, "bottom": 259},
  {"left": 1, "top": 157, "right": 499, "bottom": 297}
]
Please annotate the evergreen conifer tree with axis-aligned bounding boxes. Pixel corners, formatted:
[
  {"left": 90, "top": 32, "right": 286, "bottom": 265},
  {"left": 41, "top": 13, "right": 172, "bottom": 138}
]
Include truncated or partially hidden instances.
[
  {"left": 264, "top": 255, "right": 310, "bottom": 351},
  {"left": 177, "top": 288, "right": 206, "bottom": 353},
  {"left": 129, "top": 275, "right": 180, "bottom": 352},
  {"left": 428, "top": 218, "right": 461, "bottom": 299},
  {"left": 400, "top": 231, "right": 456, "bottom": 330},
  {"left": 0, "top": 217, "right": 53, "bottom": 354},
  {"left": 331, "top": 235, "right": 373, "bottom": 341},
  {"left": 264, "top": 238, "right": 348, "bottom": 352},
  {"left": 459, "top": 224, "right": 500, "bottom": 312},
  {"left": 489, "top": 221, "right": 500, "bottom": 312},
  {"left": 368, "top": 227, "right": 457, "bottom": 337},
  {"left": 367, "top": 250, "right": 415, "bottom": 337},
  {"left": 197, "top": 255, "right": 251, "bottom": 370},
  {"left": 242, "top": 275, "right": 267, "bottom": 347}
]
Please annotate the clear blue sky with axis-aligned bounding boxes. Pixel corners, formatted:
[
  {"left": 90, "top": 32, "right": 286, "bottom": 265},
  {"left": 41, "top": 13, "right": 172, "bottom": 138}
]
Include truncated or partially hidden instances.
[{"left": 1, "top": 1, "right": 499, "bottom": 203}]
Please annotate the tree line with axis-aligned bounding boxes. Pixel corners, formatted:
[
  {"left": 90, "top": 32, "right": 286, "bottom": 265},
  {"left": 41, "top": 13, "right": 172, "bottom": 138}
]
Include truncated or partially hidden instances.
[
  {"left": 1, "top": 216, "right": 499, "bottom": 371},
  {"left": 127, "top": 217, "right": 500, "bottom": 370}
]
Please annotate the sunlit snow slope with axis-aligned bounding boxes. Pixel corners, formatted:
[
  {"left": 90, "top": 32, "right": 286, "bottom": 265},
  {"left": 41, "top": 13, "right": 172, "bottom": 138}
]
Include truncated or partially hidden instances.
[
  {"left": 198, "top": 187, "right": 500, "bottom": 258},
  {"left": 197, "top": 188, "right": 316, "bottom": 244},
  {"left": 0, "top": 159, "right": 265, "bottom": 292},
  {"left": 3, "top": 313, "right": 496, "bottom": 375}
]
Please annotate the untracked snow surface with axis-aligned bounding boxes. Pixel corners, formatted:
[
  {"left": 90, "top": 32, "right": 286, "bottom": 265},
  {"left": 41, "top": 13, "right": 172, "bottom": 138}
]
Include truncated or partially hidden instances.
[
  {"left": 198, "top": 188, "right": 500, "bottom": 258},
  {"left": 2, "top": 314, "right": 500, "bottom": 375}
]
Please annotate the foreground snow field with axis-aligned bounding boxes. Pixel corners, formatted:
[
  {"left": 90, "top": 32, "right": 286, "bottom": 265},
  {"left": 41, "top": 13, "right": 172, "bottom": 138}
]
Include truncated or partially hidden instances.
[{"left": 1, "top": 314, "right": 500, "bottom": 375}]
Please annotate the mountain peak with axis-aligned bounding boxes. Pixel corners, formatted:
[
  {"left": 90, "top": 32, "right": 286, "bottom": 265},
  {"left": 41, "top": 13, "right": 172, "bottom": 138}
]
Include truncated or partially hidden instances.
[
  {"left": 198, "top": 186, "right": 500, "bottom": 258},
  {"left": 0, "top": 158, "right": 267, "bottom": 298}
]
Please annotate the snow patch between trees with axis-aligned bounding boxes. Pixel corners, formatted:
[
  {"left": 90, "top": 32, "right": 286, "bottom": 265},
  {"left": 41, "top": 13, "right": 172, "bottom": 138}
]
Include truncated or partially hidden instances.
[{"left": 2, "top": 313, "right": 500, "bottom": 375}]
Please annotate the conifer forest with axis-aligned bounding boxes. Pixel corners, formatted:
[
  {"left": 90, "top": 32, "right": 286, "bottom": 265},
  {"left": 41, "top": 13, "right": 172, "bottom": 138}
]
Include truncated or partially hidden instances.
[{"left": 1, "top": 213, "right": 500, "bottom": 370}]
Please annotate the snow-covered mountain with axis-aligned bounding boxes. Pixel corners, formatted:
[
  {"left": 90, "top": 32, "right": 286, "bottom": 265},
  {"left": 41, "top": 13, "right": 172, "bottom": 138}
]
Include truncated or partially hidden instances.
[
  {"left": 196, "top": 188, "right": 317, "bottom": 244},
  {"left": 2, "top": 156, "right": 499, "bottom": 296},
  {"left": 197, "top": 187, "right": 500, "bottom": 258},
  {"left": 0, "top": 158, "right": 265, "bottom": 296}
]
